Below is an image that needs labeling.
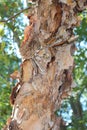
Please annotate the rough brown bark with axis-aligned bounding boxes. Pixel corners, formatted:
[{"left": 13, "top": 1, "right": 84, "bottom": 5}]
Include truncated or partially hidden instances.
[{"left": 3, "top": 0, "right": 87, "bottom": 130}]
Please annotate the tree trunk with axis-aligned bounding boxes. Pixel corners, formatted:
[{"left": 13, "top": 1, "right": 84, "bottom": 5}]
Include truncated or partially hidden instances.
[{"left": 3, "top": 0, "right": 87, "bottom": 130}]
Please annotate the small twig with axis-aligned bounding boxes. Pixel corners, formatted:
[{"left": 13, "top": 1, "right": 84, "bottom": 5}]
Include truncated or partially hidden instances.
[{"left": 0, "top": 6, "right": 31, "bottom": 23}]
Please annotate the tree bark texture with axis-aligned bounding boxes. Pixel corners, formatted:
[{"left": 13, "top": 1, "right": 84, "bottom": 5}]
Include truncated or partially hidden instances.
[{"left": 3, "top": 0, "right": 87, "bottom": 130}]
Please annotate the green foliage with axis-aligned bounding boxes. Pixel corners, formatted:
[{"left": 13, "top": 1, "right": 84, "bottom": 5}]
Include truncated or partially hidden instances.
[
  {"left": 0, "top": 0, "right": 27, "bottom": 129},
  {"left": 0, "top": 43, "right": 20, "bottom": 129},
  {"left": 74, "top": 11, "right": 87, "bottom": 41}
]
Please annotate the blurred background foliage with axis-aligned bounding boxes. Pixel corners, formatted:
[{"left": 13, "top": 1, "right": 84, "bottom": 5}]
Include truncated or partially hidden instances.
[
  {"left": 0, "top": 0, "right": 27, "bottom": 128},
  {"left": 0, "top": 0, "right": 87, "bottom": 130}
]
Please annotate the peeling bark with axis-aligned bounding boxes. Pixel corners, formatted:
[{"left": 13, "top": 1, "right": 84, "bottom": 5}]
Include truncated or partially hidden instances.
[{"left": 3, "top": 0, "right": 87, "bottom": 130}]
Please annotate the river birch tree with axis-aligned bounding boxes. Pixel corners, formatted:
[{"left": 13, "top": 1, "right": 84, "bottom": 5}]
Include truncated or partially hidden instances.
[{"left": 3, "top": 0, "right": 87, "bottom": 130}]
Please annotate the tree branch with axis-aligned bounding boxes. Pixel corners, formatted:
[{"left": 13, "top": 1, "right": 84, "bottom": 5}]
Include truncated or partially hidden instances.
[{"left": 0, "top": 7, "right": 31, "bottom": 23}]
